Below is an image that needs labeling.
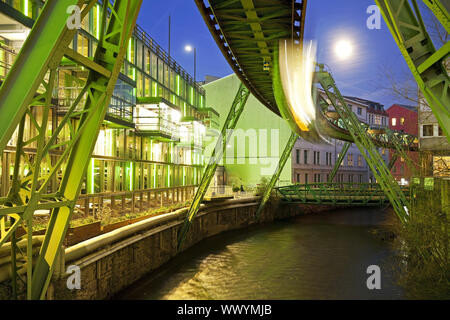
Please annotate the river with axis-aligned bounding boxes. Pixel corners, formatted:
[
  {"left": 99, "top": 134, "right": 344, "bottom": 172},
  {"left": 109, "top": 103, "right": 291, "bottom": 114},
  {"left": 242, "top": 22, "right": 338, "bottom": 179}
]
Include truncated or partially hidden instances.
[{"left": 116, "top": 207, "right": 404, "bottom": 300}]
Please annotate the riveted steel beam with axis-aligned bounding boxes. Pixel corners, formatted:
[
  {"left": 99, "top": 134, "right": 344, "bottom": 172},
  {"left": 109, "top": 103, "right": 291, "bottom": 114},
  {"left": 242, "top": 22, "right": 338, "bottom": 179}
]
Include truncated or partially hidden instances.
[
  {"left": 256, "top": 131, "right": 298, "bottom": 219},
  {"left": 375, "top": 0, "right": 450, "bottom": 140}
]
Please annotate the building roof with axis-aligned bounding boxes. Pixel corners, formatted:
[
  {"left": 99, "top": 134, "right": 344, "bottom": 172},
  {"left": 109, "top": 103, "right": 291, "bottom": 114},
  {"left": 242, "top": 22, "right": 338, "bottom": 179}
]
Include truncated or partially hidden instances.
[
  {"left": 387, "top": 104, "right": 418, "bottom": 113},
  {"left": 344, "top": 96, "right": 388, "bottom": 116}
]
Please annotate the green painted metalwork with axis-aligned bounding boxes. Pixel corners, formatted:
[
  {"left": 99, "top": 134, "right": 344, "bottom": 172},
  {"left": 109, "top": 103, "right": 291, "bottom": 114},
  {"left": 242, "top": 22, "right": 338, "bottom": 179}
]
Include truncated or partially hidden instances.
[
  {"left": 0, "top": 0, "right": 142, "bottom": 300},
  {"left": 0, "top": 0, "right": 86, "bottom": 152},
  {"left": 328, "top": 142, "right": 351, "bottom": 183},
  {"left": 195, "top": 0, "right": 308, "bottom": 116},
  {"left": 375, "top": 0, "right": 450, "bottom": 140},
  {"left": 384, "top": 129, "right": 418, "bottom": 176},
  {"left": 388, "top": 153, "right": 399, "bottom": 170},
  {"left": 316, "top": 66, "right": 410, "bottom": 223},
  {"left": 255, "top": 131, "right": 298, "bottom": 219},
  {"left": 276, "top": 183, "right": 409, "bottom": 206},
  {"left": 198, "top": 0, "right": 421, "bottom": 153},
  {"left": 178, "top": 83, "right": 250, "bottom": 248}
]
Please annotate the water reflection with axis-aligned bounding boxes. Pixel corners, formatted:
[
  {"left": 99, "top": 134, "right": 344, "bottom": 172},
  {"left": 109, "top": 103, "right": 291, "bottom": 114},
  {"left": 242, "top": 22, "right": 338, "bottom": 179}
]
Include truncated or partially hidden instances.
[{"left": 117, "top": 207, "right": 404, "bottom": 300}]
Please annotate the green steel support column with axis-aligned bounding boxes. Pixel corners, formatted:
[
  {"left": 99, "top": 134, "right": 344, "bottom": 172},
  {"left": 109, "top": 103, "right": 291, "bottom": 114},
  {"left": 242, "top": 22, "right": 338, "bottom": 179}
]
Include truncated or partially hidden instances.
[
  {"left": 375, "top": 0, "right": 450, "bottom": 140},
  {"left": 421, "top": 0, "right": 450, "bottom": 34},
  {"left": 328, "top": 142, "right": 351, "bottom": 183},
  {"left": 30, "top": 0, "right": 142, "bottom": 300},
  {"left": 0, "top": 0, "right": 87, "bottom": 152},
  {"left": 178, "top": 83, "right": 250, "bottom": 248},
  {"left": 316, "top": 66, "right": 410, "bottom": 222},
  {"left": 388, "top": 153, "right": 399, "bottom": 170},
  {"left": 256, "top": 131, "right": 298, "bottom": 219},
  {"left": 385, "top": 130, "right": 418, "bottom": 176}
]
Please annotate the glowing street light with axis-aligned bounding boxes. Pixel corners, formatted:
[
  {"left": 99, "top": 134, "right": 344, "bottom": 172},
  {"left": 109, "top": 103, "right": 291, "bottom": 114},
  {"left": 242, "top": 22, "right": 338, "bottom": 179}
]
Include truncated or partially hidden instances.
[{"left": 185, "top": 44, "right": 196, "bottom": 83}]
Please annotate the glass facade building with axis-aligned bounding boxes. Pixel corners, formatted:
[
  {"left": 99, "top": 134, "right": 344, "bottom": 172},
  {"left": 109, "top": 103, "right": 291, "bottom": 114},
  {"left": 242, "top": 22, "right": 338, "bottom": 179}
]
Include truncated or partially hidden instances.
[{"left": 0, "top": 1, "right": 218, "bottom": 214}]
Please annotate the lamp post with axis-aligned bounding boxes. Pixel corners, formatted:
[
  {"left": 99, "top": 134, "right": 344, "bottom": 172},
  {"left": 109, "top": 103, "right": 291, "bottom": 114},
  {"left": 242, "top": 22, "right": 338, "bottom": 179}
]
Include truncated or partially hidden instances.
[{"left": 184, "top": 45, "right": 196, "bottom": 83}]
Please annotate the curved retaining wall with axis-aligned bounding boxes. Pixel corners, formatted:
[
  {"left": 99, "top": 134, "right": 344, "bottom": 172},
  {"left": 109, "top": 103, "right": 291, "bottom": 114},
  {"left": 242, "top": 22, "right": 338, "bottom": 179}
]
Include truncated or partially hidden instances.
[{"left": 1, "top": 198, "right": 340, "bottom": 300}]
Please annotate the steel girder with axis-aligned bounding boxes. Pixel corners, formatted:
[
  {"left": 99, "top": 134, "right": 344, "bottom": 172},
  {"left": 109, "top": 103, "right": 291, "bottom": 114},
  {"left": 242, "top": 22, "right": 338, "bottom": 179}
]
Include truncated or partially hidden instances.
[
  {"left": 328, "top": 142, "right": 351, "bottom": 183},
  {"left": 375, "top": 0, "right": 450, "bottom": 140},
  {"left": 316, "top": 66, "right": 410, "bottom": 223},
  {"left": 195, "top": 0, "right": 308, "bottom": 115},
  {"left": 0, "top": 0, "right": 142, "bottom": 300},
  {"left": 198, "top": 0, "right": 422, "bottom": 152},
  {"left": 255, "top": 131, "right": 298, "bottom": 218},
  {"left": 177, "top": 83, "right": 250, "bottom": 249},
  {"left": 276, "top": 183, "right": 396, "bottom": 206}
]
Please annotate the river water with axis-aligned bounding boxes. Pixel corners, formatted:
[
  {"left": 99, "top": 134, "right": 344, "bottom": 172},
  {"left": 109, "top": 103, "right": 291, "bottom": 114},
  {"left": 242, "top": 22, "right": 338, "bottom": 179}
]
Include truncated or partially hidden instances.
[{"left": 117, "top": 207, "right": 404, "bottom": 300}]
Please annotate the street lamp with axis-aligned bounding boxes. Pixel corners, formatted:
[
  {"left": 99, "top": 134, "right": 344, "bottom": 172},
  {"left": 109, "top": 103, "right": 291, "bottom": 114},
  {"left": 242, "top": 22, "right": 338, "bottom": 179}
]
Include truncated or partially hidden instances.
[{"left": 184, "top": 44, "right": 196, "bottom": 83}]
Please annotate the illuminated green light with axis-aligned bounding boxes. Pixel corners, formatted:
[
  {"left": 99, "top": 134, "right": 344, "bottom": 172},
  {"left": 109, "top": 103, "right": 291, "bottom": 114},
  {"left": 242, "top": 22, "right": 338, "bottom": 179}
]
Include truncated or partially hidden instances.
[
  {"left": 128, "top": 39, "right": 132, "bottom": 61},
  {"left": 153, "top": 164, "right": 157, "bottom": 188},
  {"left": 183, "top": 167, "right": 186, "bottom": 186},
  {"left": 167, "top": 165, "right": 171, "bottom": 187},
  {"left": 176, "top": 75, "right": 180, "bottom": 95},
  {"left": 24, "top": 0, "right": 29, "bottom": 17},
  {"left": 150, "top": 139, "right": 153, "bottom": 161},
  {"left": 89, "top": 159, "right": 95, "bottom": 194},
  {"left": 129, "top": 162, "right": 134, "bottom": 190},
  {"left": 96, "top": 5, "right": 100, "bottom": 39}
]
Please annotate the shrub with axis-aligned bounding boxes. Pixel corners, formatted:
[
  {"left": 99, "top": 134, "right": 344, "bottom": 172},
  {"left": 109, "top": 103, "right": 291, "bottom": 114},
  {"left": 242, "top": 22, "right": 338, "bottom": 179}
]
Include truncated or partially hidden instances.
[{"left": 391, "top": 208, "right": 450, "bottom": 299}]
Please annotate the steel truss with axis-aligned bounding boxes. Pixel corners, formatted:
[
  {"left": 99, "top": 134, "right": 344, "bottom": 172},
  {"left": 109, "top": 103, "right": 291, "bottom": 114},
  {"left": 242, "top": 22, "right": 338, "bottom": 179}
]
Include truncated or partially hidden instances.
[
  {"left": 276, "top": 182, "right": 406, "bottom": 206},
  {"left": 177, "top": 83, "right": 250, "bottom": 248},
  {"left": 255, "top": 131, "right": 298, "bottom": 219},
  {"left": 0, "top": 0, "right": 142, "bottom": 299},
  {"left": 316, "top": 66, "right": 410, "bottom": 222},
  {"left": 375, "top": 0, "right": 450, "bottom": 140},
  {"left": 328, "top": 142, "right": 351, "bottom": 183}
]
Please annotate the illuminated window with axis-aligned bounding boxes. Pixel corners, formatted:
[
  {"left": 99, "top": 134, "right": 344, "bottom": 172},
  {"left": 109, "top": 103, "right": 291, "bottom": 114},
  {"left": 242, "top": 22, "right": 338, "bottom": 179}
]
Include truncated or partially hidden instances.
[
  {"left": 347, "top": 154, "right": 354, "bottom": 167},
  {"left": 358, "top": 155, "right": 363, "bottom": 167},
  {"left": 374, "top": 115, "right": 382, "bottom": 125},
  {"left": 400, "top": 117, "right": 405, "bottom": 125},
  {"left": 392, "top": 118, "right": 397, "bottom": 126}
]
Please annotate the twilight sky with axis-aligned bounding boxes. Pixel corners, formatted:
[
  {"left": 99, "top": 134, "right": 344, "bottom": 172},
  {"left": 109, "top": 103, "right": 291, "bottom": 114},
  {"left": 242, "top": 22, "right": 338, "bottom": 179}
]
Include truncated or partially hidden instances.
[{"left": 136, "top": 0, "right": 431, "bottom": 108}]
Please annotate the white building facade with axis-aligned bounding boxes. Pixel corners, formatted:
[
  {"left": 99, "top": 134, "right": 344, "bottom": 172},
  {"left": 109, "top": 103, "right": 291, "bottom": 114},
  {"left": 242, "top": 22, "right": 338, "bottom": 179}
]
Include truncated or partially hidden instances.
[{"left": 292, "top": 95, "right": 390, "bottom": 184}]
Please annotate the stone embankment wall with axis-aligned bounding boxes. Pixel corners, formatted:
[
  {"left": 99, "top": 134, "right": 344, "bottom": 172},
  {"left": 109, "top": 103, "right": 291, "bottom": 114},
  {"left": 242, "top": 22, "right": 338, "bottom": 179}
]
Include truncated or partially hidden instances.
[{"left": 0, "top": 198, "right": 338, "bottom": 300}]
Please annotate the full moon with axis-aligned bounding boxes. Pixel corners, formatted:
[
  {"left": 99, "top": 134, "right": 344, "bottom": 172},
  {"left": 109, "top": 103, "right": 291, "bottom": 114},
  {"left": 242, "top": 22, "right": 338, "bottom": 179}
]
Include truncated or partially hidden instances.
[{"left": 334, "top": 40, "right": 353, "bottom": 60}]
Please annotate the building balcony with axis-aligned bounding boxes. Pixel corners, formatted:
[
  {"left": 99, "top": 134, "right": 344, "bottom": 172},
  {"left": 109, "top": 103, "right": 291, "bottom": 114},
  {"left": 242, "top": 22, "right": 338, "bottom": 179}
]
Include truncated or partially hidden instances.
[{"left": 135, "top": 98, "right": 181, "bottom": 141}]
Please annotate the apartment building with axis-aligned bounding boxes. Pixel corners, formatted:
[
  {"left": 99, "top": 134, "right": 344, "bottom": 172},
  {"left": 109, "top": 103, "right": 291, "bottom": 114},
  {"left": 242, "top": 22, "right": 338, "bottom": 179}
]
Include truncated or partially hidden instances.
[{"left": 0, "top": 1, "right": 219, "bottom": 213}]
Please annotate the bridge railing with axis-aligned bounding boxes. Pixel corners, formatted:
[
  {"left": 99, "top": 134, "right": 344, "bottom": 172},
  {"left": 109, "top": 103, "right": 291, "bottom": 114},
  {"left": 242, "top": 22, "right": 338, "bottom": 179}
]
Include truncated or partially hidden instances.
[{"left": 275, "top": 183, "right": 409, "bottom": 206}]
